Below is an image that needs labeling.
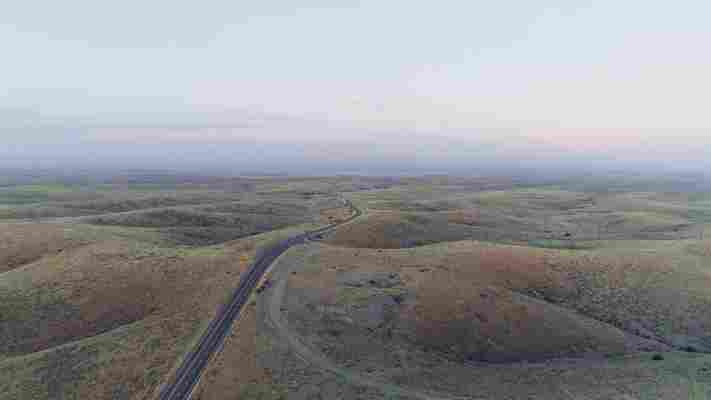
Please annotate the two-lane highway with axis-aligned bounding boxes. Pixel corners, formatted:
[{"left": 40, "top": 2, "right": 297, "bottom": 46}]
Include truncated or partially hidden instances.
[{"left": 158, "top": 200, "right": 360, "bottom": 400}]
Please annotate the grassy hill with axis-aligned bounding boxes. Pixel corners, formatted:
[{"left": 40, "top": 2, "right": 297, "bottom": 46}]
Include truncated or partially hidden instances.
[
  {"left": 278, "top": 240, "right": 711, "bottom": 398},
  {"left": 324, "top": 212, "right": 475, "bottom": 249},
  {"left": 3, "top": 175, "right": 711, "bottom": 399},
  {"left": 0, "top": 221, "right": 317, "bottom": 400}
]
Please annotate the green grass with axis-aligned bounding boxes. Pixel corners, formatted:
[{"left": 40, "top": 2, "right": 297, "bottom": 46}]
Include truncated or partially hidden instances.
[
  {"left": 0, "top": 314, "right": 207, "bottom": 400},
  {"left": 687, "top": 193, "right": 711, "bottom": 203},
  {"left": 94, "top": 183, "right": 186, "bottom": 192},
  {"left": 686, "top": 209, "right": 711, "bottom": 223},
  {"left": 0, "top": 191, "right": 55, "bottom": 205},
  {"left": 62, "top": 224, "right": 165, "bottom": 246},
  {"left": 237, "top": 383, "right": 287, "bottom": 400},
  {"left": 8, "top": 184, "right": 77, "bottom": 194},
  {"left": 635, "top": 352, "right": 711, "bottom": 400},
  {"left": 599, "top": 352, "right": 711, "bottom": 398},
  {"left": 527, "top": 239, "right": 596, "bottom": 250},
  {"left": 0, "top": 184, "right": 95, "bottom": 205},
  {"left": 473, "top": 188, "right": 589, "bottom": 208},
  {"left": 144, "top": 368, "right": 161, "bottom": 387},
  {"left": 334, "top": 286, "right": 407, "bottom": 306},
  {"left": 256, "top": 334, "right": 277, "bottom": 354},
  {"left": 622, "top": 211, "right": 686, "bottom": 225},
  {"left": 143, "top": 337, "right": 162, "bottom": 354},
  {"left": 0, "top": 287, "right": 81, "bottom": 358}
]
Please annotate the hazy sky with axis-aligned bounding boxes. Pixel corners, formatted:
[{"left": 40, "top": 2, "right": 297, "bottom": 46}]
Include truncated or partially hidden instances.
[{"left": 2, "top": 1, "right": 711, "bottom": 173}]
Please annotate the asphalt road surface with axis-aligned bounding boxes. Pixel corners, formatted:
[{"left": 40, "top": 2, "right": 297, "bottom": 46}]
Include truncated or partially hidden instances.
[{"left": 158, "top": 200, "right": 360, "bottom": 400}]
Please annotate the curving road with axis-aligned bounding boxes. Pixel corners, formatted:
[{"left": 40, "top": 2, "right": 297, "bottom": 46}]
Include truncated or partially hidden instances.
[{"left": 157, "top": 198, "right": 361, "bottom": 400}]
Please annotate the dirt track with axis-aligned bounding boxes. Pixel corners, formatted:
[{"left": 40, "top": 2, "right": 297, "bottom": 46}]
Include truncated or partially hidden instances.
[{"left": 263, "top": 244, "right": 470, "bottom": 400}]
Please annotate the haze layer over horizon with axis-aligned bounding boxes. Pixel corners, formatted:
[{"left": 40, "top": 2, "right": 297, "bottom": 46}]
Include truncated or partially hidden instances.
[{"left": 2, "top": 1, "right": 710, "bottom": 174}]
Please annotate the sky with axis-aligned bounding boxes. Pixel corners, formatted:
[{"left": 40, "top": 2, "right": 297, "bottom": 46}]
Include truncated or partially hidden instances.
[{"left": 2, "top": 1, "right": 710, "bottom": 174}]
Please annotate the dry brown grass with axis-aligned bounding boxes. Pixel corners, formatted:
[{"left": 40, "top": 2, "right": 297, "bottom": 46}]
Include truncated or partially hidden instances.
[
  {"left": 445, "top": 208, "right": 481, "bottom": 225},
  {"left": 324, "top": 212, "right": 473, "bottom": 249},
  {"left": 285, "top": 241, "right": 711, "bottom": 364},
  {"left": 191, "top": 304, "right": 279, "bottom": 400},
  {"left": 0, "top": 223, "right": 88, "bottom": 273},
  {"left": 0, "top": 239, "right": 241, "bottom": 358},
  {"left": 318, "top": 206, "right": 353, "bottom": 225},
  {"left": 278, "top": 241, "right": 711, "bottom": 399},
  {"left": 0, "top": 224, "right": 312, "bottom": 399},
  {"left": 406, "top": 279, "right": 633, "bottom": 362}
]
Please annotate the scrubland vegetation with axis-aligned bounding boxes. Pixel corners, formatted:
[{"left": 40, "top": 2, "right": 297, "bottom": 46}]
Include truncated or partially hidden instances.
[
  {"left": 2, "top": 173, "right": 711, "bottom": 399},
  {"left": 279, "top": 177, "right": 711, "bottom": 399},
  {"left": 0, "top": 174, "right": 367, "bottom": 399}
]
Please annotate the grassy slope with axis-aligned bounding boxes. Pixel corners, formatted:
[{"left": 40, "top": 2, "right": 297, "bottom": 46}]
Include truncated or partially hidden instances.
[
  {"left": 0, "top": 224, "right": 89, "bottom": 274},
  {"left": 0, "top": 220, "right": 320, "bottom": 400},
  {"left": 342, "top": 186, "right": 709, "bottom": 249},
  {"left": 324, "top": 212, "right": 475, "bottom": 249},
  {"left": 282, "top": 241, "right": 711, "bottom": 398},
  {"left": 3, "top": 177, "right": 711, "bottom": 398},
  {"left": 291, "top": 242, "right": 662, "bottom": 362},
  {"left": 194, "top": 182, "right": 711, "bottom": 399},
  {"left": 326, "top": 236, "right": 711, "bottom": 355}
]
